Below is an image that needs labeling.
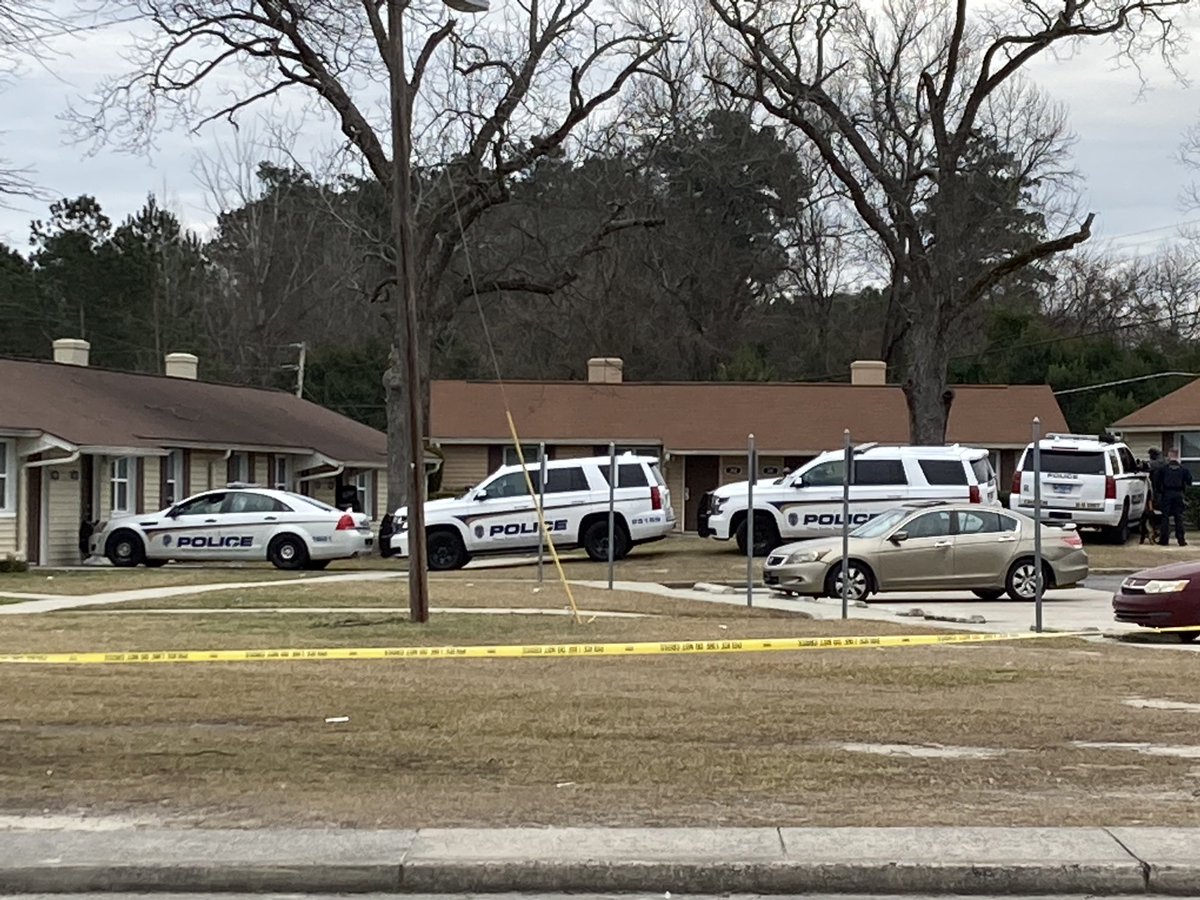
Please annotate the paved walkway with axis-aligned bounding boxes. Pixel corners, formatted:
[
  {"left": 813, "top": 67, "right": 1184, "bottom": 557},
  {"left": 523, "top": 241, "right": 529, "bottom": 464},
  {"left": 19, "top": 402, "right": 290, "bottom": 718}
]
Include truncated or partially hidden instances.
[{"left": 0, "top": 825, "right": 1195, "bottom": 894}]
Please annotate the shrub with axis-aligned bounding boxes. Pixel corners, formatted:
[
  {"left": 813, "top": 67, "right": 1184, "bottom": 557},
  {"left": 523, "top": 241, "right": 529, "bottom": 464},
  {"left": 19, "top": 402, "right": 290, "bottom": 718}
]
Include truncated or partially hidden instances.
[{"left": 0, "top": 553, "right": 29, "bottom": 574}]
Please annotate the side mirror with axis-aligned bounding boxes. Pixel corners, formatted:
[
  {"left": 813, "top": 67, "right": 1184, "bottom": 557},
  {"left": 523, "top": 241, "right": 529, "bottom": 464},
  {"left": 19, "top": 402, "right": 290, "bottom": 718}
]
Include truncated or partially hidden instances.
[
  {"left": 474, "top": 489, "right": 489, "bottom": 501},
  {"left": 889, "top": 530, "right": 908, "bottom": 544},
  {"left": 167, "top": 507, "right": 180, "bottom": 519}
]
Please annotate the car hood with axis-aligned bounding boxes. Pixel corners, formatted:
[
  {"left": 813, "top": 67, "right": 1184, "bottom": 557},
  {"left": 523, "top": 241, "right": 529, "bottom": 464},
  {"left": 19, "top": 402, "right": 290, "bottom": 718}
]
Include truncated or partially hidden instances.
[
  {"left": 1126, "top": 560, "right": 1200, "bottom": 581},
  {"left": 711, "top": 478, "right": 791, "bottom": 499},
  {"left": 394, "top": 496, "right": 466, "bottom": 518}
]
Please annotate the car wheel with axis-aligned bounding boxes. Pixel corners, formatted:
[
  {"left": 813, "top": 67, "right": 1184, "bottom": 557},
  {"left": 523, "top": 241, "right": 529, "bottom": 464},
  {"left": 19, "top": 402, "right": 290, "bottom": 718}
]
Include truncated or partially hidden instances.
[
  {"left": 1178, "top": 630, "right": 1199, "bottom": 644},
  {"left": 824, "top": 560, "right": 872, "bottom": 603},
  {"left": 1107, "top": 502, "right": 1131, "bottom": 544},
  {"left": 734, "top": 513, "right": 780, "bottom": 557},
  {"left": 303, "top": 559, "right": 331, "bottom": 571},
  {"left": 583, "top": 519, "right": 630, "bottom": 562},
  {"left": 427, "top": 529, "right": 469, "bottom": 571},
  {"left": 972, "top": 589, "right": 1004, "bottom": 601},
  {"left": 105, "top": 530, "right": 145, "bottom": 568},
  {"left": 268, "top": 534, "right": 309, "bottom": 571},
  {"left": 1005, "top": 558, "right": 1052, "bottom": 602}
]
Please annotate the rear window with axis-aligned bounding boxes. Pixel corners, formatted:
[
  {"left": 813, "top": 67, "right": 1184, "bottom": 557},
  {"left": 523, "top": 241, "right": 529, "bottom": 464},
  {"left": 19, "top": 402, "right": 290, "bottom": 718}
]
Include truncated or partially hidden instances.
[
  {"left": 290, "top": 494, "right": 338, "bottom": 512},
  {"left": 544, "top": 467, "right": 589, "bottom": 493},
  {"left": 970, "top": 457, "right": 994, "bottom": 484},
  {"left": 918, "top": 459, "right": 968, "bottom": 485},
  {"left": 1023, "top": 450, "right": 1106, "bottom": 476}
]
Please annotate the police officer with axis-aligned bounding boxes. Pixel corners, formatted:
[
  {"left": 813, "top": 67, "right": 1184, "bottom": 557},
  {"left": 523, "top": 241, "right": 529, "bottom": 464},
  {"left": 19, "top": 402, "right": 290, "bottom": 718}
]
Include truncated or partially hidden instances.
[
  {"left": 1153, "top": 449, "right": 1193, "bottom": 547},
  {"left": 1144, "top": 447, "right": 1166, "bottom": 544}
]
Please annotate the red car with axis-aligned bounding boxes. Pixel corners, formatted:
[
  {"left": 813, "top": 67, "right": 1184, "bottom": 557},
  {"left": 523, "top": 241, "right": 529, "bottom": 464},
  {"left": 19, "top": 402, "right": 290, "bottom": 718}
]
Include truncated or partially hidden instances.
[{"left": 1112, "top": 561, "right": 1200, "bottom": 642}]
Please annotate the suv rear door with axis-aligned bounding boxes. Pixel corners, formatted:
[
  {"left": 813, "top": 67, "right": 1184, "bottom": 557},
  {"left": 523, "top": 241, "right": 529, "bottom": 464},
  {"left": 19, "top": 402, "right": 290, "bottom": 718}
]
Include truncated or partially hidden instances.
[{"left": 1028, "top": 445, "right": 1109, "bottom": 513}]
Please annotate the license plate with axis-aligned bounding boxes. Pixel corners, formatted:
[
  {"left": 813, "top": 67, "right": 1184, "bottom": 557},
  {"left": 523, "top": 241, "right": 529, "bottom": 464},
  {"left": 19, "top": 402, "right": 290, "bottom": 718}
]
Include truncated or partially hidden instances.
[{"left": 1052, "top": 484, "right": 1072, "bottom": 495}]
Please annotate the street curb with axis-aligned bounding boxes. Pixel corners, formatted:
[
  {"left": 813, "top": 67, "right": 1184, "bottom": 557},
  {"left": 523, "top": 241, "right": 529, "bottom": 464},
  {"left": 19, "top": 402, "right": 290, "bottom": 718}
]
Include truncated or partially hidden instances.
[{"left": 0, "top": 826, "right": 1195, "bottom": 895}]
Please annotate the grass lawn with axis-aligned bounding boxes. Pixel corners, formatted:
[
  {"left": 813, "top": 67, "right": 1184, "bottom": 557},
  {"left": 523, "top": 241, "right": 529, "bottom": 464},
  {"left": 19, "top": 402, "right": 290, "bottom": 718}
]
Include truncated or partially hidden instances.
[
  {"left": 0, "top": 609, "right": 1198, "bottom": 828},
  {"left": 0, "top": 568, "right": 329, "bottom": 596}
]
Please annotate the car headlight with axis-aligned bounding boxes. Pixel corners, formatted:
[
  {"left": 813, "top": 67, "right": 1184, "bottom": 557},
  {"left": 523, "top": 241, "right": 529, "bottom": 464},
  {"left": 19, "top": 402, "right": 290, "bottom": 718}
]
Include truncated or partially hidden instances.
[
  {"left": 786, "top": 548, "right": 829, "bottom": 564},
  {"left": 710, "top": 496, "right": 728, "bottom": 514},
  {"left": 1142, "top": 579, "right": 1191, "bottom": 593}
]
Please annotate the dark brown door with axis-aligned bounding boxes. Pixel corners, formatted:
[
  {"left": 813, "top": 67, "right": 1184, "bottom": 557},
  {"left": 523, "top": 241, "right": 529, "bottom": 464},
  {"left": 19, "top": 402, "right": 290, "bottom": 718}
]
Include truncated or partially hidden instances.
[
  {"left": 25, "top": 465, "right": 41, "bottom": 565},
  {"left": 685, "top": 455, "right": 721, "bottom": 532}
]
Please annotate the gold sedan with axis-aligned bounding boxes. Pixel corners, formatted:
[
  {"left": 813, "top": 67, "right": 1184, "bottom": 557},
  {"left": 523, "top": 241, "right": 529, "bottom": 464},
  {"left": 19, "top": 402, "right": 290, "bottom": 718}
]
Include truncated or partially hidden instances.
[{"left": 762, "top": 503, "right": 1089, "bottom": 603}]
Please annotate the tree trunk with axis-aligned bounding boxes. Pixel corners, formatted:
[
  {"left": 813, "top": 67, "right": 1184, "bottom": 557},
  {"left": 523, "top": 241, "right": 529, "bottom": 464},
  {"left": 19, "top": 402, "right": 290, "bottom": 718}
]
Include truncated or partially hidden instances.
[
  {"left": 383, "top": 348, "right": 412, "bottom": 512},
  {"left": 899, "top": 305, "right": 953, "bottom": 445}
]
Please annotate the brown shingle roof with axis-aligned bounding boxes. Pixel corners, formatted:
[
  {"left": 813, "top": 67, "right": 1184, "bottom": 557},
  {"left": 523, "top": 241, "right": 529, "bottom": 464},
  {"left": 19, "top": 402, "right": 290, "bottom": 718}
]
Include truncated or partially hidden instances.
[
  {"left": 0, "top": 358, "right": 386, "bottom": 465},
  {"left": 1114, "top": 379, "right": 1200, "bottom": 429},
  {"left": 430, "top": 380, "right": 1067, "bottom": 452}
]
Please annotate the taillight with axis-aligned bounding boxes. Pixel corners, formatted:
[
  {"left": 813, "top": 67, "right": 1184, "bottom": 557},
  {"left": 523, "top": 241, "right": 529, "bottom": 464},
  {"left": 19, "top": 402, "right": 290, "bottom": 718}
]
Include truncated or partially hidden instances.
[
  {"left": 1105, "top": 477, "right": 1117, "bottom": 500},
  {"left": 1062, "top": 531, "right": 1083, "bottom": 549},
  {"left": 969, "top": 485, "right": 981, "bottom": 504},
  {"left": 650, "top": 486, "right": 662, "bottom": 510},
  {"left": 336, "top": 513, "right": 355, "bottom": 530},
  {"left": 1011, "top": 470, "right": 1022, "bottom": 495}
]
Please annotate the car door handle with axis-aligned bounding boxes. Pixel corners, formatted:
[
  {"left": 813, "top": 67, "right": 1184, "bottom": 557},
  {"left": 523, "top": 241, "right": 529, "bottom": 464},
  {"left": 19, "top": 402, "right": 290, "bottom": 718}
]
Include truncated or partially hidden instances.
[
  {"left": 264, "top": 516, "right": 277, "bottom": 521},
  {"left": 204, "top": 518, "right": 217, "bottom": 523},
  {"left": 934, "top": 540, "right": 952, "bottom": 548},
  {"left": 997, "top": 536, "right": 1017, "bottom": 543}
]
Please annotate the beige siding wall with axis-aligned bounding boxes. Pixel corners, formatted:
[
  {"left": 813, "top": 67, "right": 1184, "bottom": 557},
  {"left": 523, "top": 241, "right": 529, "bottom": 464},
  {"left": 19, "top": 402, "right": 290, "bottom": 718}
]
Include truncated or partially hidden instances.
[
  {"left": 1131, "top": 432, "right": 1169, "bottom": 455},
  {"left": 440, "top": 446, "right": 490, "bottom": 494},
  {"left": 254, "top": 456, "right": 270, "bottom": 486},
  {"left": 375, "top": 473, "right": 388, "bottom": 521},
  {"left": 663, "top": 457, "right": 685, "bottom": 531},
  {"left": 44, "top": 462, "right": 82, "bottom": 566},
  {"left": 717, "top": 454, "right": 783, "bottom": 487},
  {"left": 0, "top": 514, "right": 15, "bottom": 557},
  {"left": 142, "top": 457, "right": 160, "bottom": 512},
  {"left": 190, "top": 451, "right": 226, "bottom": 493},
  {"left": 2, "top": 441, "right": 23, "bottom": 557},
  {"left": 310, "top": 478, "right": 337, "bottom": 508}
]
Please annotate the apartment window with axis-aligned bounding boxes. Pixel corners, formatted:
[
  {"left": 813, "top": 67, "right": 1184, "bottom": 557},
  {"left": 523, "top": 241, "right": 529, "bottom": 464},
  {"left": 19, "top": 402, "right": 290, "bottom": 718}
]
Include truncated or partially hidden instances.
[
  {"left": 163, "top": 450, "right": 184, "bottom": 506},
  {"left": 354, "top": 471, "right": 375, "bottom": 518},
  {"left": 228, "top": 452, "right": 250, "bottom": 484},
  {"left": 502, "top": 444, "right": 540, "bottom": 467},
  {"left": 1179, "top": 433, "right": 1200, "bottom": 468},
  {"left": 0, "top": 440, "right": 11, "bottom": 513},
  {"left": 110, "top": 457, "right": 133, "bottom": 514},
  {"left": 273, "top": 456, "right": 292, "bottom": 491}
]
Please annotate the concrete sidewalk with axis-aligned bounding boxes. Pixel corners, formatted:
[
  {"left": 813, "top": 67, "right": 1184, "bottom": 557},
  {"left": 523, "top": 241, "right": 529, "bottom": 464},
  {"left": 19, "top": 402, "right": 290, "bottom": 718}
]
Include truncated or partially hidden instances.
[{"left": 1, "top": 826, "right": 1196, "bottom": 894}]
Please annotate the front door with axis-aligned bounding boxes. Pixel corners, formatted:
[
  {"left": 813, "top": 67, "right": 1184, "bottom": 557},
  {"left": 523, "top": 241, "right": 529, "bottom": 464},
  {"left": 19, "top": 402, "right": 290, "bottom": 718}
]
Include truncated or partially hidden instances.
[
  {"left": 953, "top": 508, "right": 1019, "bottom": 586},
  {"left": 154, "top": 491, "right": 228, "bottom": 560},
  {"left": 25, "top": 465, "right": 41, "bottom": 565},
  {"left": 873, "top": 509, "right": 955, "bottom": 590},
  {"left": 467, "top": 470, "right": 537, "bottom": 551},
  {"left": 685, "top": 455, "right": 720, "bottom": 532}
]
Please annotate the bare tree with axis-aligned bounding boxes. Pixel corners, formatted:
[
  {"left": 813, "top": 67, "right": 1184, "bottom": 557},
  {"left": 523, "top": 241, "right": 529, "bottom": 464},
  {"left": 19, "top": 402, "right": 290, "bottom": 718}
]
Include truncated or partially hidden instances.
[
  {"left": 77, "top": 0, "right": 673, "bottom": 514},
  {"left": 706, "top": 0, "right": 1187, "bottom": 442}
]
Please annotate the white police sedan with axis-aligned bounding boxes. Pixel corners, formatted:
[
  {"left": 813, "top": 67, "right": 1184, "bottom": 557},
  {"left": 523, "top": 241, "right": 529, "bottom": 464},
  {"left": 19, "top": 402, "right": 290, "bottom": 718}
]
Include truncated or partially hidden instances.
[{"left": 89, "top": 486, "right": 374, "bottom": 570}]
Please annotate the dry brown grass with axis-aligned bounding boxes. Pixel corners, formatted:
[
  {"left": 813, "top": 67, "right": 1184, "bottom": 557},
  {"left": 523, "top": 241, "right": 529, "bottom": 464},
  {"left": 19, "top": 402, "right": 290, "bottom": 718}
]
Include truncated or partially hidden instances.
[
  {"left": 1083, "top": 541, "right": 1196, "bottom": 571},
  {"left": 1, "top": 609, "right": 1199, "bottom": 828}
]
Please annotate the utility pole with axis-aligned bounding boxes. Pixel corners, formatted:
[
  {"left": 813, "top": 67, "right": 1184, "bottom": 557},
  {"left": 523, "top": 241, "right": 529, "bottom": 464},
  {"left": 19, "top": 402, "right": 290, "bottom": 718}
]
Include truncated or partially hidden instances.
[
  {"left": 389, "top": 0, "right": 429, "bottom": 623},
  {"left": 294, "top": 342, "right": 306, "bottom": 399}
]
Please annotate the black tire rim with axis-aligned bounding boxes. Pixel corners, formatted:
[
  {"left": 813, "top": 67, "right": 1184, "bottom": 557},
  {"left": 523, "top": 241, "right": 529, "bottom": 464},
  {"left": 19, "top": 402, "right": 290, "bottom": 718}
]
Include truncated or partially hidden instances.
[
  {"left": 430, "top": 540, "right": 458, "bottom": 569},
  {"left": 114, "top": 540, "right": 133, "bottom": 560}
]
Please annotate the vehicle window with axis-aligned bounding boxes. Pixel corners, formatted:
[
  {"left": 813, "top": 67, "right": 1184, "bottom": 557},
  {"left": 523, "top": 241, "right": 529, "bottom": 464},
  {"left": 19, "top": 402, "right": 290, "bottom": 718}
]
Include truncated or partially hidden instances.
[
  {"left": 597, "top": 463, "right": 650, "bottom": 488},
  {"left": 853, "top": 459, "right": 907, "bottom": 486},
  {"left": 903, "top": 510, "right": 953, "bottom": 539},
  {"left": 918, "top": 460, "right": 968, "bottom": 485},
  {"left": 1023, "top": 450, "right": 1106, "bottom": 475},
  {"left": 970, "top": 457, "right": 995, "bottom": 484},
  {"left": 851, "top": 507, "right": 908, "bottom": 538},
  {"left": 1108, "top": 451, "right": 1120, "bottom": 475},
  {"left": 226, "top": 492, "right": 291, "bottom": 514},
  {"left": 998, "top": 515, "right": 1019, "bottom": 532},
  {"left": 481, "top": 471, "right": 531, "bottom": 498},
  {"left": 957, "top": 510, "right": 1003, "bottom": 535},
  {"left": 800, "top": 461, "right": 844, "bottom": 487},
  {"left": 648, "top": 463, "right": 667, "bottom": 487},
  {"left": 545, "top": 467, "right": 590, "bottom": 493},
  {"left": 1118, "top": 447, "right": 1137, "bottom": 474},
  {"left": 173, "top": 493, "right": 226, "bottom": 517}
]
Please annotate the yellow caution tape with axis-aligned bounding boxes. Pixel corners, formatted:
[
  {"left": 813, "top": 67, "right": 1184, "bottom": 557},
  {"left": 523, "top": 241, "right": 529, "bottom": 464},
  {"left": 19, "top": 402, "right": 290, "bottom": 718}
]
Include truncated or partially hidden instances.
[{"left": 0, "top": 629, "right": 1090, "bottom": 666}]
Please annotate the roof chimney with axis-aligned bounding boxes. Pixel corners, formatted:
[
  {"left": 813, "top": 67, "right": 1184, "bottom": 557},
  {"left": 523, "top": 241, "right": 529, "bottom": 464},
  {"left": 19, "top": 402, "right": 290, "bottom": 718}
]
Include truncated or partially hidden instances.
[
  {"left": 164, "top": 352, "right": 199, "bottom": 380},
  {"left": 587, "top": 357, "right": 624, "bottom": 384},
  {"left": 52, "top": 338, "right": 90, "bottom": 367},
  {"left": 850, "top": 360, "right": 887, "bottom": 386}
]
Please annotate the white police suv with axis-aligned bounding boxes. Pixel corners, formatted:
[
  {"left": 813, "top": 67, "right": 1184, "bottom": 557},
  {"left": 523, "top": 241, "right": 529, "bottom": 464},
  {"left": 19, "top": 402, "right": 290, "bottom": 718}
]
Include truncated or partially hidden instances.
[
  {"left": 698, "top": 444, "right": 999, "bottom": 555},
  {"left": 387, "top": 454, "right": 674, "bottom": 570},
  {"left": 89, "top": 486, "right": 374, "bottom": 570}
]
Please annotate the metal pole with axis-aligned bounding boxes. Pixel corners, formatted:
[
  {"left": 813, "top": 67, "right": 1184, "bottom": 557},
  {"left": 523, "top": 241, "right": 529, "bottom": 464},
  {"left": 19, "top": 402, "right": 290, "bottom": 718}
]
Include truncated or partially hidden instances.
[
  {"left": 389, "top": 0, "right": 429, "bottom": 623},
  {"left": 536, "top": 442, "right": 546, "bottom": 585},
  {"left": 747, "top": 433, "right": 756, "bottom": 608},
  {"left": 295, "top": 342, "right": 306, "bottom": 399},
  {"left": 841, "top": 429, "right": 851, "bottom": 619},
  {"left": 1033, "top": 416, "right": 1043, "bottom": 633},
  {"left": 607, "top": 441, "right": 616, "bottom": 590}
]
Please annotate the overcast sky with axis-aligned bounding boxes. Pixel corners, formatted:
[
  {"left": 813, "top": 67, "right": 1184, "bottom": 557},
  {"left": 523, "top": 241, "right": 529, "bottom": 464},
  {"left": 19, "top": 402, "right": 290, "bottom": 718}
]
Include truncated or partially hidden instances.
[{"left": 0, "top": 10, "right": 1198, "bottom": 256}]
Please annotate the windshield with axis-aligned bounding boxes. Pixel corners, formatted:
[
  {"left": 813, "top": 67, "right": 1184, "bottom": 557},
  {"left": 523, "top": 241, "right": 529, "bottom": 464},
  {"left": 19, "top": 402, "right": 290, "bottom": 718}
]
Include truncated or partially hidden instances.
[{"left": 850, "top": 507, "right": 909, "bottom": 539}]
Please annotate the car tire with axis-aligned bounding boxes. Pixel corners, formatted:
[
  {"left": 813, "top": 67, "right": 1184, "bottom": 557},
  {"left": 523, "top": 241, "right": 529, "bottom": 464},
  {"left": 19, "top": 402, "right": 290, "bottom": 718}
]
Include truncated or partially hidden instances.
[
  {"left": 1107, "top": 502, "right": 1131, "bottom": 544},
  {"left": 303, "top": 559, "right": 331, "bottom": 571},
  {"left": 105, "top": 530, "right": 145, "bottom": 568},
  {"left": 427, "top": 529, "right": 469, "bottom": 571},
  {"left": 823, "top": 560, "right": 872, "bottom": 603},
  {"left": 583, "top": 519, "right": 630, "bottom": 562},
  {"left": 268, "top": 534, "right": 309, "bottom": 571},
  {"left": 1005, "top": 558, "right": 1052, "bottom": 602},
  {"left": 734, "top": 513, "right": 781, "bottom": 557},
  {"left": 972, "top": 589, "right": 1004, "bottom": 601},
  {"left": 1178, "top": 631, "right": 1199, "bottom": 644}
]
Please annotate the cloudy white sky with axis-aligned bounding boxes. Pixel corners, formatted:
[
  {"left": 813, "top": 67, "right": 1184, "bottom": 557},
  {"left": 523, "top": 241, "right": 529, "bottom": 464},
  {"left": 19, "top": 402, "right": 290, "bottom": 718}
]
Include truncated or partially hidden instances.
[{"left": 0, "top": 7, "right": 1198, "bottom": 256}]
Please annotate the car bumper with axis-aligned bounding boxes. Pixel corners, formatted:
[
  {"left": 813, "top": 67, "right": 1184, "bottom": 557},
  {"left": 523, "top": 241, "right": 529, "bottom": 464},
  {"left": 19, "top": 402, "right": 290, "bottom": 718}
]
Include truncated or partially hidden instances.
[
  {"left": 389, "top": 532, "right": 410, "bottom": 559},
  {"left": 1050, "top": 549, "right": 1090, "bottom": 588},
  {"left": 315, "top": 531, "right": 374, "bottom": 559},
  {"left": 1011, "top": 498, "right": 1119, "bottom": 526},
  {"left": 1113, "top": 589, "right": 1200, "bottom": 629},
  {"left": 763, "top": 561, "right": 827, "bottom": 595}
]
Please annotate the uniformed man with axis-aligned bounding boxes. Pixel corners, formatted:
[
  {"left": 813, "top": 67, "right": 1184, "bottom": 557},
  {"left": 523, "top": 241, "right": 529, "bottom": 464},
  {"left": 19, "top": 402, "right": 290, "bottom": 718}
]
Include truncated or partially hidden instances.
[{"left": 1153, "top": 449, "right": 1193, "bottom": 547}]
